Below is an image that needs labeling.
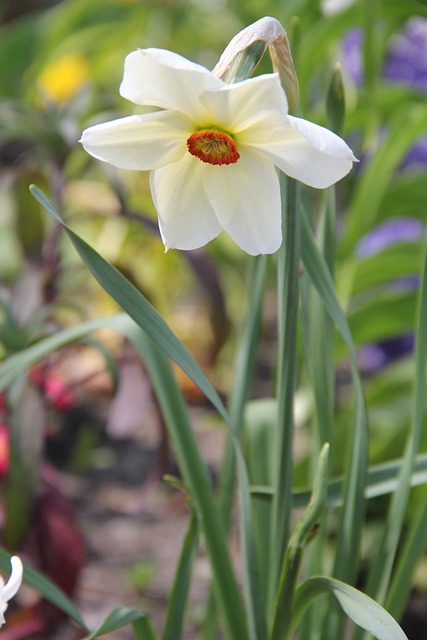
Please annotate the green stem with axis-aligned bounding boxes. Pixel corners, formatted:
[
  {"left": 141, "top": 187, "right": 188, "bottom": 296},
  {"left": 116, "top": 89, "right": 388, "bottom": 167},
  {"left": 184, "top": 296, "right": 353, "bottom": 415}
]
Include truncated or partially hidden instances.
[
  {"left": 129, "top": 329, "right": 249, "bottom": 640},
  {"left": 162, "top": 512, "right": 199, "bottom": 640},
  {"left": 219, "top": 255, "right": 267, "bottom": 523},
  {"left": 202, "top": 255, "right": 266, "bottom": 640},
  {"left": 270, "top": 444, "right": 330, "bottom": 640},
  {"left": 300, "top": 188, "right": 336, "bottom": 640},
  {"left": 268, "top": 174, "right": 301, "bottom": 615}
]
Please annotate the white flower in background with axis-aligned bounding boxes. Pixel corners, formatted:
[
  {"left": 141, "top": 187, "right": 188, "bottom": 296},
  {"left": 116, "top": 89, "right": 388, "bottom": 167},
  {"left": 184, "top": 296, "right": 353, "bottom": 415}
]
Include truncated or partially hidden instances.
[
  {"left": 81, "top": 48, "right": 356, "bottom": 255},
  {"left": 321, "top": 0, "right": 356, "bottom": 15},
  {"left": 0, "top": 556, "right": 23, "bottom": 627}
]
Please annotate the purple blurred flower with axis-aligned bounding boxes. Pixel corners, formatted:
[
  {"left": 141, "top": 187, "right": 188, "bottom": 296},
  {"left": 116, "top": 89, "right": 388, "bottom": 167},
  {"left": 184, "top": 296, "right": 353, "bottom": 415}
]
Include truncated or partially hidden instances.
[
  {"left": 400, "top": 135, "right": 427, "bottom": 172},
  {"left": 342, "top": 28, "right": 364, "bottom": 86},
  {"left": 383, "top": 18, "right": 427, "bottom": 92},
  {"left": 356, "top": 217, "right": 423, "bottom": 372},
  {"left": 358, "top": 334, "right": 415, "bottom": 373},
  {"left": 342, "top": 18, "right": 427, "bottom": 174},
  {"left": 343, "top": 19, "right": 427, "bottom": 372},
  {"left": 343, "top": 18, "right": 427, "bottom": 92},
  {"left": 356, "top": 217, "right": 424, "bottom": 258}
]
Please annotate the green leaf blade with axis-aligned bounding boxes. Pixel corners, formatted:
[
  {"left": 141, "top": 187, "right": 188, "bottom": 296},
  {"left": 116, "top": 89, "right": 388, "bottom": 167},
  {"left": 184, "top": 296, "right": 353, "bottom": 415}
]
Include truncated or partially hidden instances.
[
  {"left": 293, "top": 577, "right": 408, "bottom": 640},
  {"left": 83, "top": 607, "right": 153, "bottom": 639},
  {"left": 29, "top": 185, "right": 228, "bottom": 424}
]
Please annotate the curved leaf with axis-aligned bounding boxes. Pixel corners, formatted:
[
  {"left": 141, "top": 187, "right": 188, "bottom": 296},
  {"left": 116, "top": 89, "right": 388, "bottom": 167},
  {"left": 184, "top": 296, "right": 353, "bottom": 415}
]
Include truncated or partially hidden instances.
[
  {"left": 293, "top": 577, "right": 408, "bottom": 640},
  {"left": 29, "top": 185, "right": 228, "bottom": 424},
  {"left": 301, "top": 212, "right": 368, "bottom": 586},
  {"left": 83, "top": 606, "right": 156, "bottom": 640},
  {"left": 0, "top": 313, "right": 134, "bottom": 392}
]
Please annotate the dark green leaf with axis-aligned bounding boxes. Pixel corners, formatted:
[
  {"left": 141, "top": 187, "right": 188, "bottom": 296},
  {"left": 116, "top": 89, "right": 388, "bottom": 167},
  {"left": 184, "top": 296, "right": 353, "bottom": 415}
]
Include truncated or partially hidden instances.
[{"left": 83, "top": 607, "right": 153, "bottom": 639}]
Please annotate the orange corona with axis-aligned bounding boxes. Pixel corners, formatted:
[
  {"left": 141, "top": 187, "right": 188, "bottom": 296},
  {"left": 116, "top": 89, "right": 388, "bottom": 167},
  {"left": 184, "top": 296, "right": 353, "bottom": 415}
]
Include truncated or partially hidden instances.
[{"left": 187, "top": 129, "right": 240, "bottom": 165}]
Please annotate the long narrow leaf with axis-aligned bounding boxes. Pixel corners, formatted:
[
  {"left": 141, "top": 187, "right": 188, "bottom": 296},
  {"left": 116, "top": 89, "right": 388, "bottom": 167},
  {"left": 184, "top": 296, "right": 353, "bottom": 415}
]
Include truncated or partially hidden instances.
[
  {"left": 236, "top": 444, "right": 268, "bottom": 640},
  {"left": 252, "top": 451, "right": 427, "bottom": 507},
  {"left": 133, "top": 617, "right": 159, "bottom": 640},
  {"left": 31, "top": 185, "right": 261, "bottom": 640},
  {"left": 162, "top": 513, "right": 199, "bottom": 640},
  {"left": 292, "top": 577, "right": 408, "bottom": 640},
  {"left": 125, "top": 326, "right": 248, "bottom": 640},
  {"left": 0, "top": 310, "right": 252, "bottom": 639},
  {"left": 83, "top": 607, "right": 154, "bottom": 640},
  {"left": 0, "top": 314, "right": 134, "bottom": 392},
  {"left": 299, "top": 186, "right": 336, "bottom": 640},
  {"left": 202, "top": 255, "right": 267, "bottom": 640},
  {"left": 269, "top": 176, "right": 301, "bottom": 610},
  {"left": 270, "top": 444, "right": 329, "bottom": 640},
  {"left": 300, "top": 212, "right": 368, "bottom": 638},
  {"left": 30, "top": 185, "right": 228, "bottom": 424},
  {"left": 386, "top": 494, "right": 427, "bottom": 619}
]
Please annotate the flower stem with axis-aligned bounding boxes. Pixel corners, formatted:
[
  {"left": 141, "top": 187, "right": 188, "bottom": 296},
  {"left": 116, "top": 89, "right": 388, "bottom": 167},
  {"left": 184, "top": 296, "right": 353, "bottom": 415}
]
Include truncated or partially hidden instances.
[
  {"left": 299, "top": 188, "right": 336, "bottom": 640},
  {"left": 201, "top": 255, "right": 267, "bottom": 640},
  {"left": 268, "top": 173, "right": 301, "bottom": 617},
  {"left": 270, "top": 443, "right": 330, "bottom": 640},
  {"left": 219, "top": 255, "right": 267, "bottom": 523},
  {"left": 130, "top": 330, "right": 249, "bottom": 640}
]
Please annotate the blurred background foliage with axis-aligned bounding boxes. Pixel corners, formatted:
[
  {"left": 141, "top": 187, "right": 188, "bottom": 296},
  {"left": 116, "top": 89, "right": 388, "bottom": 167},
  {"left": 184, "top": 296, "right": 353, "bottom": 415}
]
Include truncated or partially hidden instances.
[
  {"left": 1, "top": 0, "right": 427, "bottom": 631},
  {"left": 2, "top": 0, "right": 427, "bottom": 485}
]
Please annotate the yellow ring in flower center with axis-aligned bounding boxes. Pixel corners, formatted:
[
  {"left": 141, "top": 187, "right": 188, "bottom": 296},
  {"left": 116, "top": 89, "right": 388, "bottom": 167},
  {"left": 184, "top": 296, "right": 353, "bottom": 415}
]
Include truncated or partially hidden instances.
[{"left": 187, "top": 129, "right": 240, "bottom": 165}]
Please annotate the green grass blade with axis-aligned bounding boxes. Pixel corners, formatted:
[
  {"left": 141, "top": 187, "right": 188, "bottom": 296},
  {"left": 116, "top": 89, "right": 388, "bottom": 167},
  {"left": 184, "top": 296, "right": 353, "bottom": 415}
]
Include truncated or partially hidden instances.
[
  {"left": 270, "top": 444, "right": 329, "bottom": 640},
  {"left": 203, "top": 255, "right": 267, "bottom": 640},
  {"left": 222, "top": 257, "right": 269, "bottom": 640},
  {"left": 292, "top": 577, "right": 408, "bottom": 640},
  {"left": 219, "top": 255, "right": 267, "bottom": 524},
  {"left": 301, "top": 212, "right": 368, "bottom": 578},
  {"left": 83, "top": 607, "right": 155, "bottom": 639},
  {"left": 133, "top": 617, "right": 158, "bottom": 640},
  {"left": 269, "top": 176, "right": 301, "bottom": 611},
  {"left": 386, "top": 493, "right": 427, "bottom": 619},
  {"left": 30, "top": 185, "right": 262, "bottom": 640},
  {"left": 162, "top": 513, "right": 199, "bottom": 640},
  {"left": 299, "top": 185, "right": 336, "bottom": 640},
  {"left": 300, "top": 212, "right": 368, "bottom": 638},
  {"left": 235, "top": 443, "right": 268, "bottom": 640},
  {"left": 29, "top": 185, "right": 228, "bottom": 424},
  {"left": 0, "top": 314, "right": 133, "bottom": 392},
  {"left": 253, "top": 452, "right": 427, "bottom": 507},
  {"left": 125, "top": 326, "right": 248, "bottom": 640}
]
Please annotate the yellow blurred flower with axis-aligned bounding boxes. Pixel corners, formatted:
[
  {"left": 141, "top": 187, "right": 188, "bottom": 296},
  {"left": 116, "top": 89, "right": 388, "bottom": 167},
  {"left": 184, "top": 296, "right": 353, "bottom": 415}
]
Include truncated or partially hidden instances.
[{"left": 38, "top": 53, "right": 88, "bottom": 104}]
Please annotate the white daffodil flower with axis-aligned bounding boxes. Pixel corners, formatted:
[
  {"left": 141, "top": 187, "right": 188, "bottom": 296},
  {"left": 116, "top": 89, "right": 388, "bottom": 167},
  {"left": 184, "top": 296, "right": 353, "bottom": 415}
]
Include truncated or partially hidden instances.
[
  {"left": 0, "top": 556, "right": 23, "bottom": 627},
  {"left": 81, "top": 48, "right": 356, "bottom": 255}
]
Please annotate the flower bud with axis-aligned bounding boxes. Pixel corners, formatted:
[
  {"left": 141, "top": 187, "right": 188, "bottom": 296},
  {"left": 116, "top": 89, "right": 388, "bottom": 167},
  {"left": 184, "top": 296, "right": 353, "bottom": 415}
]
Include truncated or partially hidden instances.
[{"left": 327, "top": 63, "right": 346, "bottom": 136}]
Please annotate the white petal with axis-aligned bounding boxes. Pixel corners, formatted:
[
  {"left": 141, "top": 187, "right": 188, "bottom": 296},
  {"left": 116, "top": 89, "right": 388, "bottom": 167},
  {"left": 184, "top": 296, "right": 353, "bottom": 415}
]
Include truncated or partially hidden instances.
[
  {"left": 120, "top": 49, "right": 224, "bottom": 121},
  {"left": 198, "top": 73, "right": 289, "bottom": 131},
  {"left": 150, "top": 154, "right": 222, "bottom": 250},
  {"left": 203, "top": 150, "right": 282, "bottom": 255},
  {"left": 1, "top": 556, "right": 23, "bottom": 602},
  {"left": 246, "top": 113, "right": 356, "bottom": 189},
  {"left": 80, "top": 111, "right": 191, "bottom": 170}
]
